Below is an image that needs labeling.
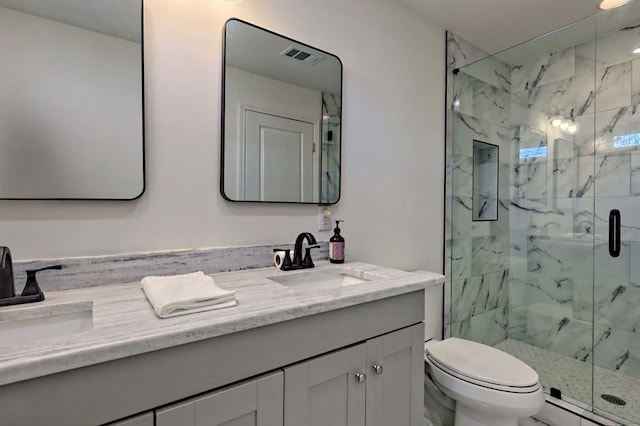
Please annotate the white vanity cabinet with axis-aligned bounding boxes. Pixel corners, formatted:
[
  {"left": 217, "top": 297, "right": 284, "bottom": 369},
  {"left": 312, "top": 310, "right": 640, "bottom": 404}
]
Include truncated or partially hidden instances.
[
  {"left": 365, "top": 324, "right": 424, "bottom": 426},
  {"left": 153, "top": 323, "right": 423, "bottom": 426},
  {"left": 0, "top": 288, "right": 426, "bottom": 426},
  {"left": 156, "top": 371, "right": 283, "bottom": 426},
  {"left": 285, "top": 343, "right": 367, "bottom": 425},
  {"left": 284, "top": 324, "right": 424, "bottom": 426}
]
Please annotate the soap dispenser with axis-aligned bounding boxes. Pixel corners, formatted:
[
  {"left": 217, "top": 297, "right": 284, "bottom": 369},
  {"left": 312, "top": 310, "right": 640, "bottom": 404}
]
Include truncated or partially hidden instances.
[{"left": 329, "top": 220, "right": 345, "bottom": 264}]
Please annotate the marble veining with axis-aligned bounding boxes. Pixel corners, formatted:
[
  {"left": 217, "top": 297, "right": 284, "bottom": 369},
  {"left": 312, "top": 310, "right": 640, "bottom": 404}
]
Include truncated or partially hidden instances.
[
  {"left": 13, "top": 243, "right": 329, "bottom": 293},
  {"left": 594, "top": 197, "right": 640, "bottom": 241},
  {"left": 511, "top": 47, "right": 576, "bottom": 95},
  {"left": 446, "top": 33, "right": 513, "bottom": 349},
  {"left": 472, "top": 81, "right": 510, "bottom": 126},
  {"left": 446, "top": 32, "right": 489, "bottom": 72},
  {"left": 471, "top": 235, "right": 508, "bottom": 275},
  {"left": 576, "top": 24, "right": 640, "bottom": 75},
  {"left": 595, "top": 106, "right": 640, "bottom": 155},
  {"left": 470, "top": 305, "right": 508, "bottom": 346},
  {"left": 0, "top": 261, "right": 442, "bottom": 387},
  {"left": 453, "top": 112, "right": 491, "bottom": 153},
  {"left": 451, "top": 154, "right": 473, "bottom": 197},
  {"left": 448, "top": 21, "right": 640, "bottom": 426},
  {"left": 632, "top": 58, "right": 640, "bottom": 105}
]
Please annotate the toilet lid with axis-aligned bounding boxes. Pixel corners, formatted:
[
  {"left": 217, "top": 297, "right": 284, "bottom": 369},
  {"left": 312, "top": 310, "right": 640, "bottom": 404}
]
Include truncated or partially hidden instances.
[{"left": 425, "top": 338, "right": 539, "bottom": 388}]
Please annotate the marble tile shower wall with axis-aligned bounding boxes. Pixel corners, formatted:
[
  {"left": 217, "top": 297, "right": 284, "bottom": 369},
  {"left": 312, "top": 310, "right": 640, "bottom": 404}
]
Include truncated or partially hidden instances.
[
  {"left": 508, "top": 25, "right": 640, "bottom": 378},
  {"left": 446, "top": 33, "right": 512, "bottom": 345},
  {"left": 446, "top": 28, "right": 640, "bottom": 377}
]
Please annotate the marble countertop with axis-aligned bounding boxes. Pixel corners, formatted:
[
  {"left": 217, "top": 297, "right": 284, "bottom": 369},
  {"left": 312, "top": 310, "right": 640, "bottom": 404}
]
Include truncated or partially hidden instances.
[{"left": 0, "top": 261, "right": 443, "bottom": 387}]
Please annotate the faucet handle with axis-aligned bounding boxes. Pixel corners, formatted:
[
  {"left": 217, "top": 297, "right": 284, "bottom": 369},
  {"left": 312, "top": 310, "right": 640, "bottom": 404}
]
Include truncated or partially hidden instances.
[
  {"left": 302, "top": 245, "right": 321, "bottom": 268},
  {"left": 22, "top": 265, "right": 62, "bottom": 297},
  {"left": 273, "top": 249, "right": 294, "bottom": 270}
]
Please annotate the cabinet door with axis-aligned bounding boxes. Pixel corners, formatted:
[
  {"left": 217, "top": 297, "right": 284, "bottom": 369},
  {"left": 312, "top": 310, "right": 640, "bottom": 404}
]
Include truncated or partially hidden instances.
[
  {"left": 366, "top": 323, "right": 424, "bottom": 426},
  {"left": 284, "top": 344, "right": 366, "bottom": 426},
  {"left": 156, "top": 371, "right": 283, "bottom": 426}
]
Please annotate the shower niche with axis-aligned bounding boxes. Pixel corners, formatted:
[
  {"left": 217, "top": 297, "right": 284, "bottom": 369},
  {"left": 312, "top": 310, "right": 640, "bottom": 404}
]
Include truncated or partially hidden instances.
[{"left": 472, "top": 140, "right": 498, "bottom": 221}]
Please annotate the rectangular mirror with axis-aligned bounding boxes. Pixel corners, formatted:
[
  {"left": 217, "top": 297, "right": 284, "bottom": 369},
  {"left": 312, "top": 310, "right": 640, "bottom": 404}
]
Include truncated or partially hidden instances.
[
  {"left": 221, "top": 19, "right": 342, "bottom": 204},
  {"left": 0, "top": 0, "right": 144, "bottom": 200},
  {"left": 473, "top": 140, "right": 499, "bottom": 221}
]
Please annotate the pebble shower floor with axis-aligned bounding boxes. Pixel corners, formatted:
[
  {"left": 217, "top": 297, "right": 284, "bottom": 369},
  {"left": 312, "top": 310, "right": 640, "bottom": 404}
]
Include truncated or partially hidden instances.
[{"left": 496, "top": 339, "right": 640, "bottom": 425}]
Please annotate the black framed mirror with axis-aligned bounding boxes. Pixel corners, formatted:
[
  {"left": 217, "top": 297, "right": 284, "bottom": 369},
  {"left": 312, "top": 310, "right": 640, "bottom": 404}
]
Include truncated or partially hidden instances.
[
  {"left": 0, "top": 0, "right": 144, "bottom": 200},
  {"left": 221, "top": 19, "right": 342, "bottom": 204}
]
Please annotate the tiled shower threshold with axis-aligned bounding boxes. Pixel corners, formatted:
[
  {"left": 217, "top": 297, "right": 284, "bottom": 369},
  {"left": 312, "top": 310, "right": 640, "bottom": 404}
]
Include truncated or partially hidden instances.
[{"left": 496, "top": 339, "right": 640, "bottom": 426}]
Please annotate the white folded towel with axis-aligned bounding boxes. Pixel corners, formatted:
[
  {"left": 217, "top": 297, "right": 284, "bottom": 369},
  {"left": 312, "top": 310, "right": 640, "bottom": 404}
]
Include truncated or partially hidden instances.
[{"left": 141, "top": 271, "right": 237, "bottom": 318}]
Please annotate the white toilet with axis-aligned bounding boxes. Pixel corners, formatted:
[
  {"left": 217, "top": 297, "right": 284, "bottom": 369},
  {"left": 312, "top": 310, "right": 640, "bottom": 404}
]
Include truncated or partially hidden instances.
[
  {"left": 416, "top": 272, "right": 545, "bottom": 426},
  {"left": 424, "top": 337, "right": 545, "bottom": 426}
]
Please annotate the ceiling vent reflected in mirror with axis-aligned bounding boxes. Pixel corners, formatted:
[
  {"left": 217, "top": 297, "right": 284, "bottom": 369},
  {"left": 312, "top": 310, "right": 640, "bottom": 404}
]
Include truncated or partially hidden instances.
[{"left": 281, "top": 46, "right": 323, "bottom": 64}]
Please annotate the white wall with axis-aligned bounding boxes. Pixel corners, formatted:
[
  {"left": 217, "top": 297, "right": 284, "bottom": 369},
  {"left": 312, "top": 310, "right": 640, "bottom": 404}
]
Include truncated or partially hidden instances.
[{"left": 0, "top": 0, "right": 445, "bottom": 274}]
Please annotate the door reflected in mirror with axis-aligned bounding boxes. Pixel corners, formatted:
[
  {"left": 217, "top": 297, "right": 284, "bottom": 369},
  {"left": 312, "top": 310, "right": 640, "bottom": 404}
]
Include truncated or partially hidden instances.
[
  {"left": 221, "top": 19, "right": 342, "bottom": 204},
  {"left": 0, "top": 0, "right": 144, "bottom": 200}
]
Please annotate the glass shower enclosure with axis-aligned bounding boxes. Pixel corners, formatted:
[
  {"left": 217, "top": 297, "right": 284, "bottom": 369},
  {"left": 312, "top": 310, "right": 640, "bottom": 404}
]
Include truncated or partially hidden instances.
[{"left": 446, "top": 2, "right": 640, "bottom": 424}]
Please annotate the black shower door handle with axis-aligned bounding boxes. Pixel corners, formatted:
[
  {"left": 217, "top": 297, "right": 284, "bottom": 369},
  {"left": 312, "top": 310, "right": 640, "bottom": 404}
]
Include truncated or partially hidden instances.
[{"left": 609, "top": 209, "right": 620, "bottom": 257}]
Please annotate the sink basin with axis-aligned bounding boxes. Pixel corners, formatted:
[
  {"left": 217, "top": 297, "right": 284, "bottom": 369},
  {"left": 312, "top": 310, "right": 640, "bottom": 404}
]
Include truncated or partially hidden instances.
[
  {"left": 0, "top": 301, "right": 93, "bottom": 345},
  {"left": 267, "top": 269, "right": 376, "bottom": 292}
]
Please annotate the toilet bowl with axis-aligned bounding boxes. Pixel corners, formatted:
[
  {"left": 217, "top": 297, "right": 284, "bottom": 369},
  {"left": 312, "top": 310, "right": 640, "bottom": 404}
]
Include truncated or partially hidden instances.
[{"left": 424, "top": 338, "right": 545, "bottom": 426}]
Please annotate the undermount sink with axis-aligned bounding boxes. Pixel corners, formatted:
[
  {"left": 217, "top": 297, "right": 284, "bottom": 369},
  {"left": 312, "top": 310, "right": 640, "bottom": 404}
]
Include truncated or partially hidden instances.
[
  {"left": 0, "top": 301, "right": 93, "bottom": 345},
  {"left": 267, "top": 268, "right": 377, "bottom": 292}
]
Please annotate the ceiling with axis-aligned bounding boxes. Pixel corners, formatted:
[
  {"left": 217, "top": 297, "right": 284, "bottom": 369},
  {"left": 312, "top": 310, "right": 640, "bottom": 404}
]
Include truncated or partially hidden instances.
[{"left": 390, "top": 0, "right": 609, "bottom": 55}]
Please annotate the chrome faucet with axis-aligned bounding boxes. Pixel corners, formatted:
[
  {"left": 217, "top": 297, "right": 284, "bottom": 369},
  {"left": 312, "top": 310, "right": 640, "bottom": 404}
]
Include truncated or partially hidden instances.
[{"left": 0, "top": 246, "right": 61, "bottom": 307}]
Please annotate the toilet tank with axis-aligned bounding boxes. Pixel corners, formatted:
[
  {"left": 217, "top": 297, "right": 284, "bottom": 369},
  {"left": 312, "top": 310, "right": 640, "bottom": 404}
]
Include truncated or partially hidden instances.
[{"left": 411, "top": 271, "right": 445, "bottom": 341}]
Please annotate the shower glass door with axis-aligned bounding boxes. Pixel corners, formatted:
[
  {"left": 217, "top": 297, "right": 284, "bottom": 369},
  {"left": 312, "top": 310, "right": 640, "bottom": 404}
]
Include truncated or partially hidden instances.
[
  {"left": 591, "top": 3, "right": 640, "bottom": 422},
  {"left": 448, "top": 3, "right": 640, "bottom": 423}
]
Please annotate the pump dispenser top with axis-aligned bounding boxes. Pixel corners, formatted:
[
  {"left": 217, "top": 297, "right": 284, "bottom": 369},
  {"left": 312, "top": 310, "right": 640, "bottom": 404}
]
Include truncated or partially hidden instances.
[{"left": 329, "top": 220, "right": 345, "bottom": 264}]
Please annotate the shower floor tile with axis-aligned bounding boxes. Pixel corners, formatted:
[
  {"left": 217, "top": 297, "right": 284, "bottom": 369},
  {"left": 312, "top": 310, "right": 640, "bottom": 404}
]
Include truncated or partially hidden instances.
[{"left": 496, "top": 339, "right": 640, "bottom": 426}]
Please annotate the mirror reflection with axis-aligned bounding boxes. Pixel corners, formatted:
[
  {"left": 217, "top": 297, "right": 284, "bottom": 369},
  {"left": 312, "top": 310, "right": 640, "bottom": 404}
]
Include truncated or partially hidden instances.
[
  {"left": 221, "top": 19, "right": 342, "bottom": 204},
  {"left": 0, "top": 0, "right": 144, "bottom": 200}
]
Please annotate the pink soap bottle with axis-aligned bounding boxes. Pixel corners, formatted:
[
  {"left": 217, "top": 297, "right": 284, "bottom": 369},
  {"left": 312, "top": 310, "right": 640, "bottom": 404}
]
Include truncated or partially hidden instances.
[{"left": 329, "top": 220, "right": 345, "bottom": 264}]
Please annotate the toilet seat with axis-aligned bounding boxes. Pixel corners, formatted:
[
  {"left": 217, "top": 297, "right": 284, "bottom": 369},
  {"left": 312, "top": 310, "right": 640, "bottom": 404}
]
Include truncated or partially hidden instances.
[{"left": 425, "top": 338, "right": 540, "bottom": 393}]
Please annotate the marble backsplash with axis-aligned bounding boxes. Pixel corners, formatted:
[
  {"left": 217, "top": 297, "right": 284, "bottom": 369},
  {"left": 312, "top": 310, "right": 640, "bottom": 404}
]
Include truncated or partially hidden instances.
[{"left": 11, "top": 243, "right": 329, "bottom": 293}]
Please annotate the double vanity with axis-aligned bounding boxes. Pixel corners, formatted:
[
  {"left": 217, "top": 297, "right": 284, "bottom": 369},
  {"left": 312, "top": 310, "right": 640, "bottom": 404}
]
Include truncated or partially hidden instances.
[
  {"left": 1, "top": 2, "right": 431, "bottom": 424},
  {"left": 0, "top": 261, "right": 440, "bottom": 426}
]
